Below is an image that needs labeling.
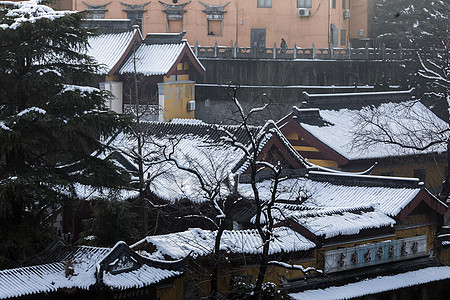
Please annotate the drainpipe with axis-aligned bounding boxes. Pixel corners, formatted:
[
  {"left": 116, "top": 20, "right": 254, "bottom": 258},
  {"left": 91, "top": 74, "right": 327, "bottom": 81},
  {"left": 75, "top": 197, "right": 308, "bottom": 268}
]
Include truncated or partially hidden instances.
[
  {"left": 348, "top": 0, "right": 351, "bottom": 46},
  {"left": 328, "top": 0, "right": 331, "bottom": 46},
  {"left": 235, "top": 0, "right": 239, "bottom": 46}
]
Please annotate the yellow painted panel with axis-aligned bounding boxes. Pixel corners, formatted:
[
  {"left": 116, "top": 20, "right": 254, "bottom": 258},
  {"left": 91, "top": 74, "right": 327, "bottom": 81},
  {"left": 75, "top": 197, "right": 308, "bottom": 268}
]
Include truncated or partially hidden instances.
[
  {"left": 294, "top": 146, "right": 320, "bottom": 152},
  {"left": 308, "top": 159, "right": 338, "bottom": 168},
  {"left": 285, "top": 131, "right": 299, "bottom": 140},
  {"left": 164, "top": 75, "right": 176, "bottom": 82},
  {"left": 105, "top": 75, "right": 119, "bottom": 81},
  {"left": 178, "top": 74, "right": 189, "bottom": 81},
  {"left": 164, "top": 82, "right": 195, "bottom": 121},
  {"left": 177, "top": 63, "right": 183, "bottom": 71}
]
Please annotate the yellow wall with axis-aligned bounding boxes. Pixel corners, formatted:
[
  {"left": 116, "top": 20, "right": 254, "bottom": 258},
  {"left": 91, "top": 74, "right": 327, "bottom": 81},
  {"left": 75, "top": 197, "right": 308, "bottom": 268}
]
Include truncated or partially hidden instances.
[
  {"left": 156, "top": 277, "right": 184, "bottom": 300},
  {"left": 163, "top": 81, "right": 195, "bottom": 121},
  {"left": 372, "top": 160, "right": 446, "bottom": 193},
  {"left": 72, "top": 0, "right": 371, "bottom": 48},
  {"left": 286, "top": 129, "right": 339, "bottom": 168}
]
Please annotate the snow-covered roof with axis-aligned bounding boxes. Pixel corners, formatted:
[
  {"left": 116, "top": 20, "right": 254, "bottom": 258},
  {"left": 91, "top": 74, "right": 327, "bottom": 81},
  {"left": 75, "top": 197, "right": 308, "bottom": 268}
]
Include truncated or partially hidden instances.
[
  {"left": 286, "top": 100, "right": 447, "bottom": 160},
  {"left": 274, "top": 204, "right": 396, "bottom": 239},
  {"left": 133, "top": 227, "right": 316, "bottom": 260},
  {"left": 87, "top": 28, "right": 139, "bottom": 75},
  {"left": 119, "top": 41, "right": 205, "bottom": 76},
  {"left": 289, "top": 266, "right": 450, "bottom": 300},
  {"left": 238, "top": 171, "right": 428, "bottom": 218},
  {"left": 0, "top": 242, "right": 184, "bottom": 299},
  {"left": 107, "top": 120, "right": 260, "bottom": 203}
]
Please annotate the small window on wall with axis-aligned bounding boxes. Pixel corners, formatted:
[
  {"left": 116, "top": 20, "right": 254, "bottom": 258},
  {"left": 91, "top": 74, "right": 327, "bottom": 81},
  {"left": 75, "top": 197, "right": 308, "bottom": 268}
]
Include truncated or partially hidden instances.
[
  {"left": 297, "top": 0, "right": 312, "bottom": 8},
  {"left": 414, "top": 169, "right": 426, "bottom": 183},
  {"left": 342, "top": 0, "right": 346, "bottom": 9},
  {"left": 168, "top": 19, "right": 182, "bottom": 33},
  {"left": 332, "top": 0, "right": 336, "bottom": 9},
  {"left": 340, "top": 29, "right": 346, "bottom": 46},
  {"left": 257, "top": 0, "right": 271, "bottom": 8},
  {"left": 207, "top": 19, "right": 222, "bottom": 36}
]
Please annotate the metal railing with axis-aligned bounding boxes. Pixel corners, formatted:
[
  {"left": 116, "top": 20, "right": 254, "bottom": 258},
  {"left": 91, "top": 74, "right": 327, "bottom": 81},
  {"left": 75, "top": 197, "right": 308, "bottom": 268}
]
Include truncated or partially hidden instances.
[{"left": 192, "top": 42, "right": 445, "bottom": 61}]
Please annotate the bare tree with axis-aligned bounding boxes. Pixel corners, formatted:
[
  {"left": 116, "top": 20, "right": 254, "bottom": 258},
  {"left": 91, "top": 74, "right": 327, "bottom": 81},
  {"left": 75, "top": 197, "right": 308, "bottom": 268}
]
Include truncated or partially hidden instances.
[
  {"left": 352, "top": 40, "right": 450, "bottom": 197},
  {"left": 220, "top": 85, "right": 321, "bottom": 298}
]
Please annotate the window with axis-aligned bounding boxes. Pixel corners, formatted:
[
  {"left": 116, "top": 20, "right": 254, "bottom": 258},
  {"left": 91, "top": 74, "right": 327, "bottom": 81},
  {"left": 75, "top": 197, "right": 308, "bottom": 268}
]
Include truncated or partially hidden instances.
[
  {"left": 297, "top": 0, "right": 312, "bottom": 8},
  {"left": 342, "top": 0, "right": 346, "bottom": 9},
  {"left": 413, "top": 169, "right": 426, "bottom": 183},
  {"left": 257, "top": 0, "right": 271, "bottom": 8},
  {"left": 207, "top": 19, "right": 222, "bottom": 36},
  {"left": 331, "top": 24, "right": 338, "bottom": 47},
  {"left": 340, "top": 29, "right": 346, "bottom": 46},
  {"left": 332, "top": 0, "right": 336, "bottom": 8},
  {"left": 251, "top": 28, "right": 266, "bottom": 49},
  {"left": 168, "top": 19, "right": 182, "bottom": 33}
]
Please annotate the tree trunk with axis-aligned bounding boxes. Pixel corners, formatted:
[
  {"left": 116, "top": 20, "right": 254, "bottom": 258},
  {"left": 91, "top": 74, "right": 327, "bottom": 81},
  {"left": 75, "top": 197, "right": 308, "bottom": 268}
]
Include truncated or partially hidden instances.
[{"left": 210, "top": 224, "right": 225, "bottom": 299}]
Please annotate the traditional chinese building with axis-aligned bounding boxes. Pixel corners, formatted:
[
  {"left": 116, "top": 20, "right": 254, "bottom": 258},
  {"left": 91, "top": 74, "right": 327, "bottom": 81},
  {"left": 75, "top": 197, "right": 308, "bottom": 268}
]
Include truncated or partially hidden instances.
[
  {"left": 0, "top": 241, "right": 187, "bottom": 300},
  {"left": 277, "top": 89, "right": 448, "bottom": 193},
  {"left": 84, "top": 25, "right": 205, "bottom": 121},
  {"left": 130, "top": 169, "right": 450, "bottom": 298}
]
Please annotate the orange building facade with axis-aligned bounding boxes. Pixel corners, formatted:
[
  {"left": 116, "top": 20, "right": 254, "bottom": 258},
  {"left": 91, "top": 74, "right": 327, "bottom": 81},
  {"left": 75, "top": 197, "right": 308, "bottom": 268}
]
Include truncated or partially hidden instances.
[{"left": 65, "top": 0, "right": 373, "bottom": 48}]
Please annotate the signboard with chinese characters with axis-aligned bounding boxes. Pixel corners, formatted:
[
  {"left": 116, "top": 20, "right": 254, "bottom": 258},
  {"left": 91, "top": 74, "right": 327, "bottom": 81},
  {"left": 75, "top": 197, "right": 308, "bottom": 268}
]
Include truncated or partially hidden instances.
[
  {"left": 108, "top": 253, "right": 140, "bottom": 274},
  {"left": 324, "top": 235, "right": 427, "bottom": 273}
]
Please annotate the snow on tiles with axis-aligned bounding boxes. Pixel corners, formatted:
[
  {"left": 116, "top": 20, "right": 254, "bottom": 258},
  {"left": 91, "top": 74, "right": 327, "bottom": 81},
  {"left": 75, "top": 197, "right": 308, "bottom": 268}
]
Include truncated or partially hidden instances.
[
  {"left": 133, "top": 227, "right": 316, "bottom": 260},
  {"left": 0, "top": 0, "right": 71, "bottom": 30},
  {"left": 107, "top": 121, "right": 248, "bottom": 203},
  {"left": 298, "top": 100, "right": 447, "bottom": 160},
  {"left": 289, "top": 266, "right": 450, "bottom": 300},
  {"left": 238, "top": 174, "right": 422, "bottom": 217},
  {"left": 258, "top": 204, "right": 396, "bottom": 239}
]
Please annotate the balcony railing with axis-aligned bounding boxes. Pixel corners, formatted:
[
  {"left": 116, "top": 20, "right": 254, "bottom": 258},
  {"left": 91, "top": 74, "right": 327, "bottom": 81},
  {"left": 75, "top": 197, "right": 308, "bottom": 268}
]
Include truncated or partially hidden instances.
[{"left": 192, "top": 42, "right": 445, "bottom": 61}]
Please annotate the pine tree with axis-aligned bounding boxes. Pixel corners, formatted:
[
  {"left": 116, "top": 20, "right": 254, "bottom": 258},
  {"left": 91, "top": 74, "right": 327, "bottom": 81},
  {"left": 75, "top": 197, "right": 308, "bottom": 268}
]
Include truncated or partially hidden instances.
[
  {"left": 0, "top": 0, "right": 130, "bottom": 267},
  {"left": 80, "top": 197, "right": 137, "bottom": 247}
]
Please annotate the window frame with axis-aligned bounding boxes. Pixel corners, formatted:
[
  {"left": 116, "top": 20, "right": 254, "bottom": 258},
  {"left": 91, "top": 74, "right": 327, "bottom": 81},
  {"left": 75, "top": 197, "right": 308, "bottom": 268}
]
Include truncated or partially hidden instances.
[
  {"left": 257, "top": 0, "right": 272, "bottom": 8},
  {"left": 297, "top": 0, "right": 312, "bottom": 8},
  {"left": 340, "top": 29, "right": 346, "bottom": 46}
]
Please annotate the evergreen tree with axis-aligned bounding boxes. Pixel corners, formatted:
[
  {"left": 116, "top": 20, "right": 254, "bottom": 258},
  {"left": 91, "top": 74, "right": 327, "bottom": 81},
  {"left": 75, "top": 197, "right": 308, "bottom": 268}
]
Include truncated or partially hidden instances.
[
  {"left": 80, "top": 197, "right": 137, "bottom": 247},
  {"left": 374, "top": 0, "right": 449, "bottom": 48},
  {"left": 0, "top": 0, "right": 130, "bottom": 267}
]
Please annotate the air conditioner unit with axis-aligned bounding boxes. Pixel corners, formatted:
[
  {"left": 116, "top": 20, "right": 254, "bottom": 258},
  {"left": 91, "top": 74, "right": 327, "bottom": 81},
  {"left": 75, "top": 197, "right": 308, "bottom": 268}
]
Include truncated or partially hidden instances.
[
  {"left": 187, "top": 100, "right": 195, "bottom": 112},
  {"left": 343, "top": 9, "right": 350, "bottom": 19},
  {"left": 298, "top": 8, "right": 310, "bottom": 17}
]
